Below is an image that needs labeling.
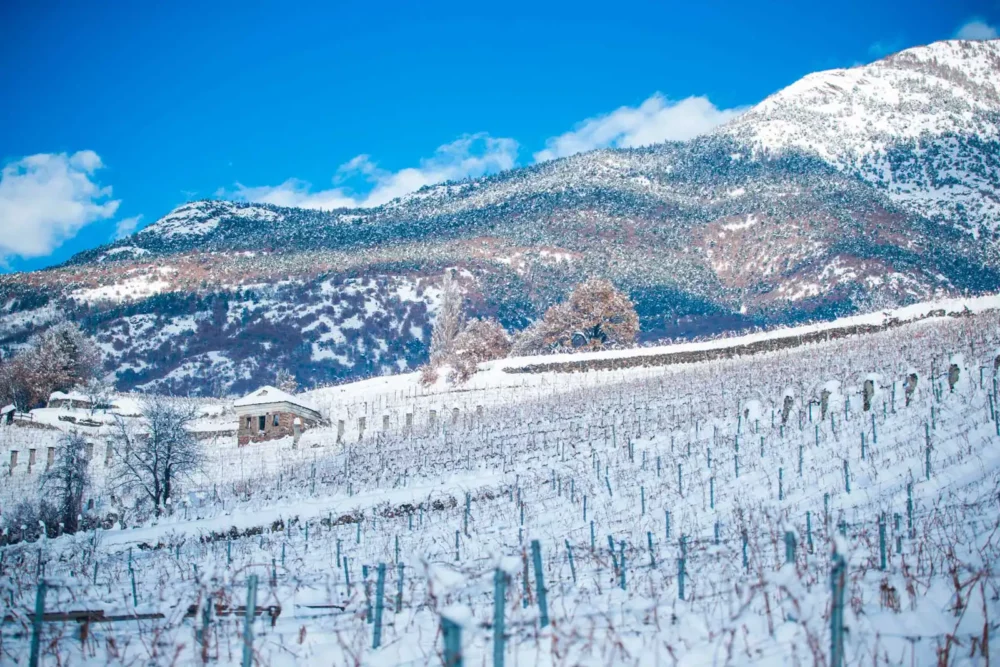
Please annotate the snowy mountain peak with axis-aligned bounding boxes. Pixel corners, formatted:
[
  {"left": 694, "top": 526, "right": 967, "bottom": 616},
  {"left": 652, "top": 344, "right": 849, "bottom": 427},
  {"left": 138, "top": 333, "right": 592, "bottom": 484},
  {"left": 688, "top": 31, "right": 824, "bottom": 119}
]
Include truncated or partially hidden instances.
[
  {"left": 718, "top": 39, "right": 1000, "bottom": 234},
  {"left": 4, "top": 38, "right": 999, "bottom": 397},
  {"left": 139, "top": 200, "right": 283, "bottom": 241}
]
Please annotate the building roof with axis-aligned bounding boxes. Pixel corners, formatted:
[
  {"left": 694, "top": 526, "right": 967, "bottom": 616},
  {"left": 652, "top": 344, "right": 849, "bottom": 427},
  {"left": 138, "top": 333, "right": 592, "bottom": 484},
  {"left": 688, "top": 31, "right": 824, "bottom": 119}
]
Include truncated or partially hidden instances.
[
  {"left": 233, "top": 386, "right": 320, "bottom": 414},
  {"left": 1, "top": 404, "right": 14, "bottom": 415},
  {"left": 49, "top": 390, "right": 91, "bottom": 403}
]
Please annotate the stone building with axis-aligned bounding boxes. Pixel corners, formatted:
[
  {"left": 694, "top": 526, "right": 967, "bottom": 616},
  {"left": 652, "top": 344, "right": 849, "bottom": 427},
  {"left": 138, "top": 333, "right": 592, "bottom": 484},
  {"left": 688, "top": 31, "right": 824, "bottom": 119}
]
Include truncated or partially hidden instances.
[
  {"left": 234, "top": 386, "right": 322, "bottom": 446},
  {"left": 47, "top": 390, "right": 93, "bottom": 410}
]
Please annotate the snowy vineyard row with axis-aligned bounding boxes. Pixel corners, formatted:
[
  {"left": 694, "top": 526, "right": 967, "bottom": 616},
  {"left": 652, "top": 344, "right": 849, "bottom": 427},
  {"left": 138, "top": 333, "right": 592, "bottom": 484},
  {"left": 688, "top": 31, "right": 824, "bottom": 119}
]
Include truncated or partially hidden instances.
[{"left": 1, "top": 310, "right": 999, "bottom": 664}]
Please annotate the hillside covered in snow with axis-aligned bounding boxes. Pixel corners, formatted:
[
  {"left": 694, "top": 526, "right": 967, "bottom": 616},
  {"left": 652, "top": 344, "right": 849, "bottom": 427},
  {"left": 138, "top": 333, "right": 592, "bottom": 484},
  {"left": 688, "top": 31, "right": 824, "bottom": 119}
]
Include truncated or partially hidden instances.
[
  {"left": 1, "top": 39, "right": 999, "bottom": 395},
  {"left": 1, "top": 296, "right": 999, "bottom": 665}
]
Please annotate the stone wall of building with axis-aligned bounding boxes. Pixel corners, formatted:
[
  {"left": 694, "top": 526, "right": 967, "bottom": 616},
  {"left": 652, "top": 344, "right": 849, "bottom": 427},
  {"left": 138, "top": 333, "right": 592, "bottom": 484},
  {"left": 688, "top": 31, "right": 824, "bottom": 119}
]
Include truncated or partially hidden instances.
[{"left": 238, "top": 411, "right": 303, "bottom": 446}]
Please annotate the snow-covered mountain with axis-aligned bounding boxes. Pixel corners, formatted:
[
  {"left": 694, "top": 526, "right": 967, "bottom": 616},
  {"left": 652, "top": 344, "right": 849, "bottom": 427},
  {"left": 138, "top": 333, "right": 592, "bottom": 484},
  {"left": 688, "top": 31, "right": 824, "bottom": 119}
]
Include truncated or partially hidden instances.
[
  {"left": 2, "top": 39, "right": 999, "bottom": 396},
  {"left": 719, "top": 39, "right": 1000, "bottom": 235}
]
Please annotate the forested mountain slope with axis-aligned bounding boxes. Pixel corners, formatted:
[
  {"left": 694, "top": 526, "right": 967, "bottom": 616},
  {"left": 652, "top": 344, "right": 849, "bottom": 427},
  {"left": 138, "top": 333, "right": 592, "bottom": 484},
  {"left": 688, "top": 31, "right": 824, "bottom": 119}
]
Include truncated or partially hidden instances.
[{"left": 1, "top": 39, "right": 998, "bottom": 396}]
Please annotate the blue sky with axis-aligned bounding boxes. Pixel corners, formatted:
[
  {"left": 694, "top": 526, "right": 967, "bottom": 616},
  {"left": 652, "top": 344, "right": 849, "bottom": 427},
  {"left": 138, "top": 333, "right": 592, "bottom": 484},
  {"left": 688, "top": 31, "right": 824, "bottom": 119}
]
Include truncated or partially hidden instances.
[{"left": 0, "top": 0, "right": 996, "bottom": 273}]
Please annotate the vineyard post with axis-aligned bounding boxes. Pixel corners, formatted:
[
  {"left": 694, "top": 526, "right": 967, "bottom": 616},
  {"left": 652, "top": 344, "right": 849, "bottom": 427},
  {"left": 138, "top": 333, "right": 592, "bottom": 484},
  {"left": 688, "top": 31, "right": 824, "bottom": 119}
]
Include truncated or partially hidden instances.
[
  {"left": 396, "top": 563, "right": 404, "bottom": 613},
  {"left": 493, "top": 569, "right": 507, "bottom": 667},
  {"left": 878, "top": 515, "right": 887, "bottom": 571},
  {"left": 530, "top": 540, "right": 549, "bottom": 627},
  {"left": 241, "top": 575, "right": 258, "bottom": 667},
  {"left": 742, "top": 530, "right": 749, "bottom": 571},
  {"left": 678, "top": 554, "right": 686, "bottom": 600},
  {"left": 830, "top": 550, "right": 846, "bottom": 667},
  {"left": 442, "top": 614, "right": 463, "bottom": 667},
  {"left": 619, "top": 541, "right": 626, "bottom": 590},
  {"left": 28, "top": 580, "right": 46, "bottom": 667},
  {"left": 198, "top": 593, "right": 212, "bottom": 663},
  {"left": 785, "top": 531, "right": 796, "bottom": 565},
  {"left": 372, "top": 563, "right": 386, "bottom": 649}
]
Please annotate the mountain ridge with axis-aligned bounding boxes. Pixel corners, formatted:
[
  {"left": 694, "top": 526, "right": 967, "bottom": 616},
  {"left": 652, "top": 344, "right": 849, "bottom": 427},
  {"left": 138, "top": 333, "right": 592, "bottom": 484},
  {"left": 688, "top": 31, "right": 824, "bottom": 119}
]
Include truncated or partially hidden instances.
[{"left": 3, "top": 38, "right": 999, "bottom": 396}]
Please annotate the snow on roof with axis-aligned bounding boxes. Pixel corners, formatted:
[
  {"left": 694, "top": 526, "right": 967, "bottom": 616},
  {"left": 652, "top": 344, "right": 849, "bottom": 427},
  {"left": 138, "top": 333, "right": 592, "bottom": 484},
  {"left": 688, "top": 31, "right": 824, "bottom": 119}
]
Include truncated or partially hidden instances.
[
  {"left": 233, "top": 386, "right": 319, "bottom": 413},
  {"left": 1, "top": 404, "right": 14, "bottom": 415},
  {"left": 49, "top": 390, "right": 91, "bottom": 403}
]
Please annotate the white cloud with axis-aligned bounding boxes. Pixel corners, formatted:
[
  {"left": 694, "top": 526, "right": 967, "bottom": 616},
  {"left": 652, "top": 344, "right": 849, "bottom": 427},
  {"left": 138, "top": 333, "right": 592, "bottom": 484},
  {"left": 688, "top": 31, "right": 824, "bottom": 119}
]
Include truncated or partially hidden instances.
[
  {"left": 113, "top": 214, "right": 143, "bottom": 240},
  {"left": 533, "top": 94, "right": 744, "bottom": 162},
  {"left": 224, "top": 133, "right": 518, "bottom": 210},
  {"left": 0, "top": 150, "right": 120, "bottom": 260},
  {"left": 955, "top": 18, "right": 998, "bottom": 40}
]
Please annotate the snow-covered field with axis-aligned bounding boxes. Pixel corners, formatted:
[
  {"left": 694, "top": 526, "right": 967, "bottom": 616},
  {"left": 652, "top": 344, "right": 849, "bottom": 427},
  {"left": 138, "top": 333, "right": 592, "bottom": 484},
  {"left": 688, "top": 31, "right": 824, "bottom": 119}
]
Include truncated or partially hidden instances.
[{"left": 2, "top": 300, "right": 1000, "bottom": 665}]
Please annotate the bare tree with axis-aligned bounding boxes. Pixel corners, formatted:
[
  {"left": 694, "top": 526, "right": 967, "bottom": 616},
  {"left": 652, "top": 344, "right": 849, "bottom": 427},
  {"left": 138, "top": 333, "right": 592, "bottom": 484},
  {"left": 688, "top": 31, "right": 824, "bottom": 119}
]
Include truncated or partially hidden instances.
[
  {"left": 549, "top": 279, "right": 639, "bottom": 349},
  {"left": 0, "top": 321, "right": 101, "bottom": 410},
  {"left": 450, "top": 318, "right": 511, "bottom": 382},
  {"left": 511, "top": 278, "right": 639, "bottom": 355},
  {"left": 43, "top": 431, "right": 91, "bottom": 534},
  {"left": 429, "top": 271, "right": 465, "bottom": 363},
  {"left": 108, "top": 396, "right": 201, "bottom": 517},
  {"left": 0, "top": 355, "right": 34, "bottom": 412},
  {"left": 510, "top": 319, "right": 552, "bottom": 357}
]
